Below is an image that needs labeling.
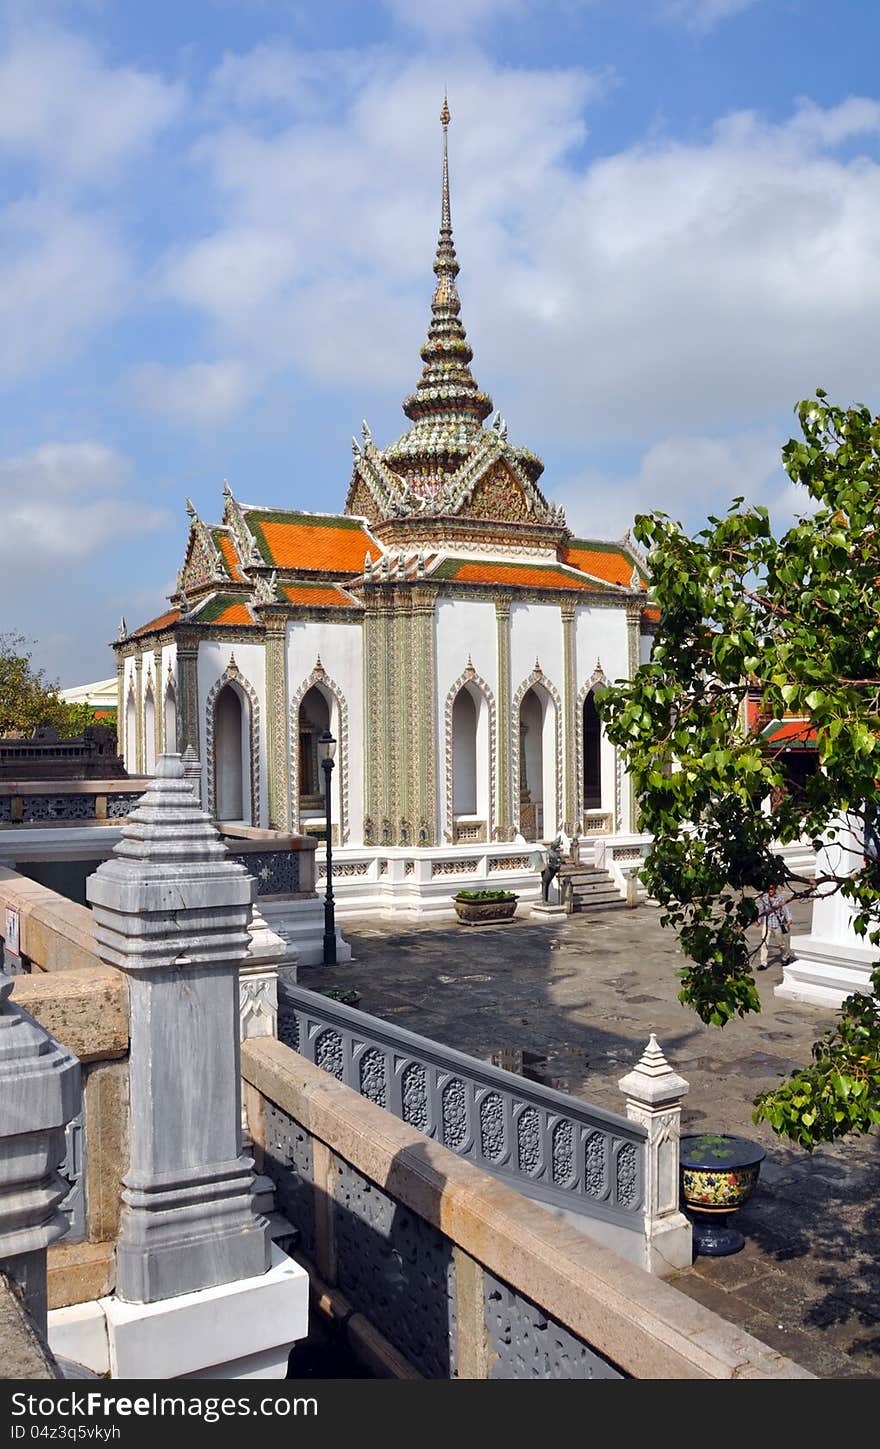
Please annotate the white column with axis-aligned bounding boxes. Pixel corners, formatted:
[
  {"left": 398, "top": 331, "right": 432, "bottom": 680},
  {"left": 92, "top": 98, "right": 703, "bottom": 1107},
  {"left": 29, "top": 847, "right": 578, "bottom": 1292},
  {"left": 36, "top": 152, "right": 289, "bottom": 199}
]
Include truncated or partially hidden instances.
[{"left": 618, "top": 1035, "right": 693, "bottom": 1276}]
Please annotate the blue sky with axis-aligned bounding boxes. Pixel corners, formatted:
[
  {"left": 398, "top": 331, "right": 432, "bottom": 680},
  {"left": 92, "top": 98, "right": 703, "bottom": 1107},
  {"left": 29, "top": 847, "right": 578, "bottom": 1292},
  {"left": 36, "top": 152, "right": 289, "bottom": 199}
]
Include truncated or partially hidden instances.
[{"left": 3, "top": 0, "right": 880, "bottom": 684}]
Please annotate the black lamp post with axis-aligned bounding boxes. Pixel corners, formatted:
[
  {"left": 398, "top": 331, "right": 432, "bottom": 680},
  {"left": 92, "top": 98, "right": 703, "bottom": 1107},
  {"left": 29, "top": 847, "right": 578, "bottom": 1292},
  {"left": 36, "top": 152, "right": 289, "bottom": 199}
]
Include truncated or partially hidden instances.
[{"left": 318, "top": 729, "right": 337, "bottom": 965}]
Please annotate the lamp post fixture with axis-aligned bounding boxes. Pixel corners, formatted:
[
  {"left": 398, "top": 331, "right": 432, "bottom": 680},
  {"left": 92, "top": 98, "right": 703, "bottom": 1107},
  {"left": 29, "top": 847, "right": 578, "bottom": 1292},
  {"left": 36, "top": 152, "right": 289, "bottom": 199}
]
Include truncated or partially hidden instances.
[{"left": 318, "top": 729, "right": 337, "bottom": 965}]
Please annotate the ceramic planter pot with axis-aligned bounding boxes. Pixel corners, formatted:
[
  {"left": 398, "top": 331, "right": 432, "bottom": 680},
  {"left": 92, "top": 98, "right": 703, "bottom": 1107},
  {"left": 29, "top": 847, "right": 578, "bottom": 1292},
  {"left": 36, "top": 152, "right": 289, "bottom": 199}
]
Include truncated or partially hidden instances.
[
  {"left": 453, "top": 895, "right": 518, "bottom": 925},
  {"left": 679, "top": 1133, "right": 766, "bottom": 1257}
]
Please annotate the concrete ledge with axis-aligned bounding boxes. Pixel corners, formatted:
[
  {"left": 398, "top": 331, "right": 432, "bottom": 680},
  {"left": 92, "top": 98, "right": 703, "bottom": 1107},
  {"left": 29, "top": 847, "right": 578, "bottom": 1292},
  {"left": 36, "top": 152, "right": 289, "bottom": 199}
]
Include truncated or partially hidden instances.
[
  {"left": 11, "top": 967, "right": 128, "bottom": 1062},
  {"left": 0, "top": 867, "right": 101, "bottom": 973},
  {"left": 242, "top": 1037, "right": 813, "bottom": 1381}
]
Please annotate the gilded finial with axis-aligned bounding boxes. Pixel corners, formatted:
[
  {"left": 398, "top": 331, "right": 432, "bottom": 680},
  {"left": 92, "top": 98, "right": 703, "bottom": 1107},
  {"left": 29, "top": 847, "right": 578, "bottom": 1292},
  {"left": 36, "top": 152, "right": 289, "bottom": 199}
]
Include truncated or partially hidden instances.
[{"left": 441, "top": 90, "right": 450, "bottom": 129}]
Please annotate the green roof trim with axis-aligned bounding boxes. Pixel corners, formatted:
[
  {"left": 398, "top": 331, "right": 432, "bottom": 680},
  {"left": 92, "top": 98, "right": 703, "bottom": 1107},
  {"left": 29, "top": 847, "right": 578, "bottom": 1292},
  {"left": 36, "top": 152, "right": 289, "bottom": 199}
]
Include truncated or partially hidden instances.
[{"left": 193, "top": 594, "right": 251, "bottom": 624}]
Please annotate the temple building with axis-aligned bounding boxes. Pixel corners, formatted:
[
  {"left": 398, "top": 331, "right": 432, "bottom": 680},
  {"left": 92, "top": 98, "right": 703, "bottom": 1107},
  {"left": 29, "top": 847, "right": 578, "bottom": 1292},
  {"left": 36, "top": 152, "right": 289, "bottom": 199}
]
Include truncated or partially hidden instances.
[{"left": 115, "top": 100, "right": 656, "bottom": 911}]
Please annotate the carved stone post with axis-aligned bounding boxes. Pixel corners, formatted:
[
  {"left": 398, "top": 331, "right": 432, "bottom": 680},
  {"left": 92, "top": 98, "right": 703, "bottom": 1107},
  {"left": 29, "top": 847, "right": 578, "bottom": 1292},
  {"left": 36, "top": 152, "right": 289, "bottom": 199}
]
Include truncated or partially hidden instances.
[
  {"left": 618, "top": 1035, "right": 692, "bottom": 1275},
  {"left": 181, "top": 744, "right": 203, "bottom": 808},
  {"left": 87, "top": 754, "right": 270, "bottom": 1304},
  {"left": 0, "top": 970, "right": 81, "bottom": 1336}
]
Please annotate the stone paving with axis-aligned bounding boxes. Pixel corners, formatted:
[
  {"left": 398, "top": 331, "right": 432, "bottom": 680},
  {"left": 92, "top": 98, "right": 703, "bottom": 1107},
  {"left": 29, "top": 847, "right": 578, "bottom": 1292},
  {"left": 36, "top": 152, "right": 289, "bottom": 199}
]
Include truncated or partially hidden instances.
[{"left": 300, "top": 897, "right": 880, "bottom": 1380}]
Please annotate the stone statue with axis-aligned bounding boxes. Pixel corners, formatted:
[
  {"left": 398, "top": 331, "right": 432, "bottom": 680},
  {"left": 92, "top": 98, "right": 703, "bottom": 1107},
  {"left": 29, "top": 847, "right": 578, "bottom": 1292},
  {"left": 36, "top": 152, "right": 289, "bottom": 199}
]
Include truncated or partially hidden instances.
[{"left": 541, "top": 834, "right": 564, "bottom": 903}]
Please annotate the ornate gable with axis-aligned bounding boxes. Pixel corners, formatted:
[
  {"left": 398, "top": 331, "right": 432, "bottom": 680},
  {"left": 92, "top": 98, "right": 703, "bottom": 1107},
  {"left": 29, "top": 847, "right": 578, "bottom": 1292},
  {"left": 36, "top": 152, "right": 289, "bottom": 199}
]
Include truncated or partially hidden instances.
[{"left": 457, "top": 460, "right": 531, "bottom": 523}]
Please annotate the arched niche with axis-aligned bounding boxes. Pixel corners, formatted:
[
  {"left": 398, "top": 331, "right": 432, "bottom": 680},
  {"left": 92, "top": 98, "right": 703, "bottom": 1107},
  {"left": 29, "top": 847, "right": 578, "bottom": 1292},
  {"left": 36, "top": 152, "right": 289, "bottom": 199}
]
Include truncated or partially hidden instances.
[
  {"left": 125, "top": 685, "right": 137, "bottom": 773},
  {"left": 214, "top": 682, "right": 248, "bottom": 822},
  {"left": 582, "top": 689, "right": 602, "bottom": 811},
  {"left": 164, "top": 677, "right": 177, "bottom": 755},
  {"left": 144, "top": 685, "right": 157, "bottom": 775},
  {"left": 514, "top": 678, "right": 560, "bottom": 842}
]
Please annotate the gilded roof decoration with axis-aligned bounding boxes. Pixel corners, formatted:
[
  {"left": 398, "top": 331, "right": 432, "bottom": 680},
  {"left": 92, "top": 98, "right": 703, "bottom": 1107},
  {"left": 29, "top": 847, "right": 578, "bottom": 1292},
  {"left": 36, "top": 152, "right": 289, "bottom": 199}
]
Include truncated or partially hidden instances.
[{"left": 344, "top": 98, "right": 552, "bottom": 528}]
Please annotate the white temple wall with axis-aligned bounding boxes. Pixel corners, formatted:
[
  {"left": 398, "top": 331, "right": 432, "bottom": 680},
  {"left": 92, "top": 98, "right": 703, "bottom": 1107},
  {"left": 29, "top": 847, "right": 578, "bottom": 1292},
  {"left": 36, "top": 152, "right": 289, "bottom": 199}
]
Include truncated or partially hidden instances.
[
  {"left": 509, "top": 602, "right": 564, "bottom": 692},
  {"left": 286, "top": 619, "right": 363, "bottom": 845},
  {"left": 198, "top": 640, "right": 268, "bottom": 828},
  {"left": 122, "top": 655, "right": 137, "bottom": 772},
  {"left": 575, "top": 606, "right": 629, "bottom": 828},
  {"left": 436, "top": 599, "right": 498, "bottom": 842},
  {"left": 640, "top": 632, "right": 654, "bottom": 665}
]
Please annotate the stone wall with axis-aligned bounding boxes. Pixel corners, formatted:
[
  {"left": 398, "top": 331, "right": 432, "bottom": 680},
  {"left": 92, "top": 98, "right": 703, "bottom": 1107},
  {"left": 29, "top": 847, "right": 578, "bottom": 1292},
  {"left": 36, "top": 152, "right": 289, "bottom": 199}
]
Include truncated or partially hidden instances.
[{"left": 242, "top": 1037, "right": 813, "bottom": 1380}]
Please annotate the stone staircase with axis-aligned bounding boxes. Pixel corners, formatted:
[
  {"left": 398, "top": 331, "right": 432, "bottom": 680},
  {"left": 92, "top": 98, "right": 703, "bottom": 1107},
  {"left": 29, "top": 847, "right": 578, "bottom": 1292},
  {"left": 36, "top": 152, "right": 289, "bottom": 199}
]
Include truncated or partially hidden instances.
[{"left": 559, "top": 864, "right": 627, "bottom": 912}]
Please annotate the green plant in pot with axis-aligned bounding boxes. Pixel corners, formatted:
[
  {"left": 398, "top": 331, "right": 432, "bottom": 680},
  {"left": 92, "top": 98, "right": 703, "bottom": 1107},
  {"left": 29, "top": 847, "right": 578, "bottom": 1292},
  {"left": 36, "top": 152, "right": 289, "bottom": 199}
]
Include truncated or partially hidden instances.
[
  {"left": 679, "top": 1132, "right": 766, "bottom": 1257},
  {"left": 453, "top": 889, "right": 519, "bottom": 925}
]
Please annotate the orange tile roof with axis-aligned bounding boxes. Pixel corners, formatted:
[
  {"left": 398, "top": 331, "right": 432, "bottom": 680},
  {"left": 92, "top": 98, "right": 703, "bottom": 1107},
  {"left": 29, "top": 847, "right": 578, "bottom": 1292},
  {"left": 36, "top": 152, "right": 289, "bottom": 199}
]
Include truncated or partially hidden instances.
[
  {"left": 131, "top": 608, "right": 180, "bottom": 638},
  {"left": 642, "top": 605, "right": 660, "bottom": 623},
  {"left": 211, "top": 601, "right": 252, "bottom": 625},
  {"left": 562, "top": 540, "right": 647, "bottom": 589},
  {"left": 214, "top": 531, "right": 245, "bottom": 583},
  {"left": 244, "top": 511, "right": 374, "bottom": 573},
  {"left": 436, "top": 559, "right": 599, "bottom": 591},
  {"left": 282, "top": 584, "right": 360, "bottom": 609}
]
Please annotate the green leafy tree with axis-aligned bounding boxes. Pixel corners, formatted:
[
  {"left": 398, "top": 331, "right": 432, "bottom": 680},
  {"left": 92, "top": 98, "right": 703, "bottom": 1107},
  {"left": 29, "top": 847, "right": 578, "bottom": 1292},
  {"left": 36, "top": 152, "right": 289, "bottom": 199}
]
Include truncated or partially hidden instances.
[
  {"left": 600, "top": 393, "right": 880, "bottom": 1150},
  {"left": 0, "top": 633, "right": 93, "bottom": 739}
]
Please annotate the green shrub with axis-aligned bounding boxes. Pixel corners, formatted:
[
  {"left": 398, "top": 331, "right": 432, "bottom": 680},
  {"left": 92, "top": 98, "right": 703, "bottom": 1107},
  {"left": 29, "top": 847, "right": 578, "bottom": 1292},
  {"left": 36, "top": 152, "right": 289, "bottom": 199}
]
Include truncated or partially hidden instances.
[{"left": 455, "top": 889, "right": 518, "bottom": 902}]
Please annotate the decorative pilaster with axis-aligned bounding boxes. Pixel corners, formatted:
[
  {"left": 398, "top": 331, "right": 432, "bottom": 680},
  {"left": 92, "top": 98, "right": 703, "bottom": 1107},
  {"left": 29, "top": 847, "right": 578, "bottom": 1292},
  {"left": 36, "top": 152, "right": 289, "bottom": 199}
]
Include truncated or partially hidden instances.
[
  {"left": 362, "top": 597, "right": 379, "bottom": 844},
  {"left": 134, "top": 653, "right": 144, "bottom": 775},
  {"left": 115, "top": 653, "right": 125, "bottom": 758},
  {"left": 176, "top": 633, "right": 200, "bottom": 757},
  {"left": 378, "top": 596, "right": 394, "bottom": 843},
  {"left": 87, "top": 755, "right": 270, "bottom": 1304},
  {"left": 153, "top": 649, "right": 164, "bottom": 755},
  {"left": 412, "top": 587, "right": 438, "bottom": 845},
  {"left": 618, "top": 1036, "right": 692, "bottom": 1275},
  {"left": 263, "top": 613, "right": 290, "bottom": 831},
  {"left": 494, "top": 598, "right": 512, "bottom": 839},
  {"left": 0, "top": 971, "right": 80, "bottom": 1335},
  {"left": 625, "top": 599, "right": 642, "bottom": 831},
  {"left": 396, "top": 592, "right": 411, "bottom": 841},
  {"left": 561, "top": 602, "right": 578, "bottom": 835}
]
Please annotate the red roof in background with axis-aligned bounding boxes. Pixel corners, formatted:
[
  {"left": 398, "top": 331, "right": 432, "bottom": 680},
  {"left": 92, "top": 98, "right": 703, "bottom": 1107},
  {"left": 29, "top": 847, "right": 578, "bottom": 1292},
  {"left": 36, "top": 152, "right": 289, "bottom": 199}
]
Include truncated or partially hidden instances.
[{"left": 760, "top": 717, "right": 818, "bottom": 748}]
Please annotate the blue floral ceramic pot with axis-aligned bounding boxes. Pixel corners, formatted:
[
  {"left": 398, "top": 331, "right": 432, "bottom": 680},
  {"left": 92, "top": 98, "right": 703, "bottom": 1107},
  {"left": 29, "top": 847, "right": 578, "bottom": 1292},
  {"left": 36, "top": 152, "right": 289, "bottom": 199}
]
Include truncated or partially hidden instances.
[{"left": 679, "top": 1133, "right": 766, "bottom": 1257}]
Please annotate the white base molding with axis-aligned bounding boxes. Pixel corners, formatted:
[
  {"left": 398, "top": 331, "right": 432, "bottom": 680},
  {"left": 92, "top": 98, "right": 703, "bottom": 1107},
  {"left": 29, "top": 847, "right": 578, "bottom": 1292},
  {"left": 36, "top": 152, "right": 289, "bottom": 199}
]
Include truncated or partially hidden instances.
[
  {"left": 775, "top": 931, "right": 878, "bottom": 1010},
  {"left": 47, "top": 1244, "right": 308, "bottom": 1380},
  {"left": 530, "top": 902, "right": 566, "bottom": 921}
]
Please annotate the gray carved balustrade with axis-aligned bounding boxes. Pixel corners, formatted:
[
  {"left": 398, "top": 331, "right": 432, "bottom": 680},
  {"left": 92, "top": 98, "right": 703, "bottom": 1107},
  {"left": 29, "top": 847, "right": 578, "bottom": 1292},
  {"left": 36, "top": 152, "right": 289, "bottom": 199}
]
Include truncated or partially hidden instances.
[{"left": 278, "top": 983, "right": 647, "bottom": 1236}]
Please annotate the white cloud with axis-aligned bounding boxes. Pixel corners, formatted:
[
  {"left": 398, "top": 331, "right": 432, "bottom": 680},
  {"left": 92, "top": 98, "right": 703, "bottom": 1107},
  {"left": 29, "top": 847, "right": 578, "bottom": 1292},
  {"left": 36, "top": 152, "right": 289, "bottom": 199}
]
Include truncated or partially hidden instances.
[
  {"left": 0, "top": 196, "right": 129, "bottom": 382},
  {"left": 660, "top": 0, "right": 761, "bottom": 33},
  {"left": 557, "top": 431, "right": 786, "bottom": 538},
  {"left": 130, "top": 359, "right": 258, "bottom": 428},
  {"left": 0, "top": 26, "right": 182, "bottom": 181},
  {"left": 159, "top": 62, "right": 880, "bottom": 506},
  {"left": 0, "top": 442, "right": 171, "bottom": 564}
]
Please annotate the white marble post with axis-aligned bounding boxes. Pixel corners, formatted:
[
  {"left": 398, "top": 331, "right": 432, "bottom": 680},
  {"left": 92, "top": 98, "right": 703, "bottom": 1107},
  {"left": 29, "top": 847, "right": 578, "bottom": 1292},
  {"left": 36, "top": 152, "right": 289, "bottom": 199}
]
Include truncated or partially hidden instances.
[
  {"left": 87, "top": 754, "right": 271, "bottom": 1305},
  {"left": 777, "top": 813, "right": 879, "bottom": 1008},
  {"left": 618, "top": 1035, "right": 693, "bottom": 1275},
  {"left": 0, "top": 969, "right": 81, "bottom": 1335}
]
